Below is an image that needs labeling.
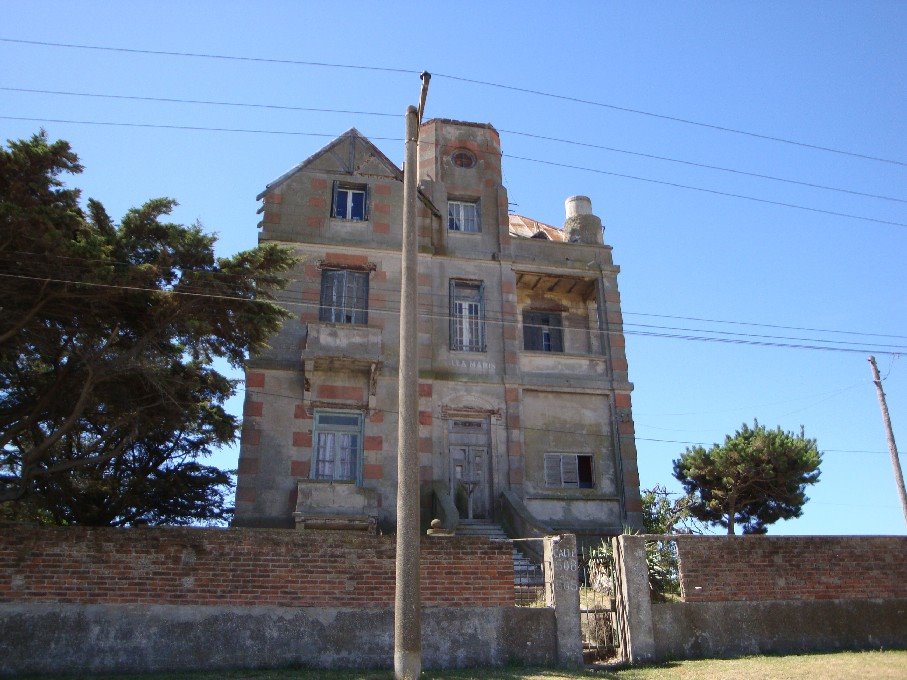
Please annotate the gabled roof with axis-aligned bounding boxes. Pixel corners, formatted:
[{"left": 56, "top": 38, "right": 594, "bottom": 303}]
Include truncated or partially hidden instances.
[
  {"left": 508, "top": 214, "right": 567, "bottom": 242},
  {"left": 257, "top": 128, "right": 403, "bottom": 200}
]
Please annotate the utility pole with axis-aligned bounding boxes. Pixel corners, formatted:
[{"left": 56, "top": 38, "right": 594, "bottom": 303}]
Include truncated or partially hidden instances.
[
  {"left": 868, "top": 355, "right": 907, "bottom": 526},
  {"left": 394, "top": 72, "right": 429, "bottom": 680}
]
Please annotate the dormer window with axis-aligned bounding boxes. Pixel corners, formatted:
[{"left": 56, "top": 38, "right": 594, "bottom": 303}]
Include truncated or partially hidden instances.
[{"left": 448, "top": 200, "right": 480, "bottom": 233}]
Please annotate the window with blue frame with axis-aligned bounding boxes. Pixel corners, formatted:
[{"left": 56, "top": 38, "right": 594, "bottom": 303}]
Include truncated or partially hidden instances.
[{"left": 332, "top": 182, "right": 369, "bottom": 221}]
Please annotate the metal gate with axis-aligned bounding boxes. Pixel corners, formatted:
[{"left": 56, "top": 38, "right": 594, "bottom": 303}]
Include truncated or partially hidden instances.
[{"left": 579, "top": 539, "right": 627, "bottom": 662}]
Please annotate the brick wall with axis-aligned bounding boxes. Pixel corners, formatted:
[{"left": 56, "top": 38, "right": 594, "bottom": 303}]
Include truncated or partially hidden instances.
[
  {"left": 675, "top": 535, "right": 907, "bottom": 602},
  {"left": 0, "top": 526, "right": 513, "bottom": 608}
]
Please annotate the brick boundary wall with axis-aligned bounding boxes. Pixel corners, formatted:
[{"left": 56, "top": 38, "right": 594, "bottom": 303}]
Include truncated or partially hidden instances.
[
  {"left": 0, "top": 526, "right": 514, "bottom": 608},
  {"left": 675, "top": 535, "right": 907, "bottom": 602}
]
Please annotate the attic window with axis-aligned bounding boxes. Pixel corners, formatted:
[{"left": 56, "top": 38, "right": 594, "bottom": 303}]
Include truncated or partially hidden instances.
[
  {"left": 451, "top": 150, "right": 476, "bottom": 169},
  {"left": 531, "top": 231, "right": 550, "bottom": 240},
  {"left": 332, "top": 182, "right": 369, "bottom": 221}
]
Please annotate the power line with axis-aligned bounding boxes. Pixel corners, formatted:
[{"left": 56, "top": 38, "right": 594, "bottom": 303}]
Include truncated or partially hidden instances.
[
  {"left": 498, "top": 128, "right": 906, "bottom": 204},
  {"left": 2, "top": 269, "right": 904, "bottom": 357},
  {"left": 236, "top": 385, "right": 891, "bottom": 457},
  {"left": 433, "top": 72, "right": 907, "bottom": 168},
  {"left": 5, "top": 86, "right": 903, "bottom": 204},
  {"left": 0, "top": 115, "right": 403, "bottom": 143},
  {"left": 6, "top": 255, "right": 907, "bottom": 352},
  {"left": 0, "top": 37, "right": 418, "bottom": 75},
  {"left": 3, "top": 115, "right": 905, "bottom": 229},
  {"left": 504, "top": 154, "right": 907, "bottom": 229},
  {"left": 5, "top": 250, "right": 904, "bottom": 350},
  {"left": 2, "top": 36, "right": 903, "bottom": 167},
  {"left": 624, "top": 311, "right": 907, "bottom": 342},
  {"left": 0, "top": 86, "right": 399, "bottom": 118}
]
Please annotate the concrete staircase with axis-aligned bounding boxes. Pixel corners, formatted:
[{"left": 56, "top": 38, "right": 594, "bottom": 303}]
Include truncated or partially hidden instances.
[{"left": 457, "top": 520, "right": 544, "bottom": 587}]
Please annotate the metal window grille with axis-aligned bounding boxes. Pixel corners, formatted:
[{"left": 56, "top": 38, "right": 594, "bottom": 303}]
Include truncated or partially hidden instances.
[
  {"left": 448, "top": 200, "right": 480, "bottom": 232},
  {"left": 450, "top": 281, "right": 485, "bottom": 351},
  {"left": 319, "top": 269, "right": 369, "bottom": 324}
]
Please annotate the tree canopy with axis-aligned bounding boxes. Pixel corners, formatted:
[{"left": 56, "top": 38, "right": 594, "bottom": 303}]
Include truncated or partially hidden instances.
[
  {"left": 0, "top": 131, "right": 295, "bottom": 525},
  {"left": 673, "top": 420, "right": 822, "bottom": 535}
]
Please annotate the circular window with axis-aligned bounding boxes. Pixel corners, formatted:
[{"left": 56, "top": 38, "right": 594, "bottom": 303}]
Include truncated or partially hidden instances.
[{"left": 451, "top": 149, "right": 476, "bottom": 169}]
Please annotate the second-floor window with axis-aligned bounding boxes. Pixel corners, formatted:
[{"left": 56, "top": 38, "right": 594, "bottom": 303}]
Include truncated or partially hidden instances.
[
  {"left": 450, "top": 280, "right": 485, "bottom": 352},
  {"left": 523, "top": 311, "right": 564, "bottom": 352},
  {"left": 320, "top": 269, "right": 369, "bottom": 324},
  {"left": 448, "top": 200, "right": 480, "bottom": 232},
  {"left": 332, "top": 182, "right": 368, "bottom": 221},
  {"left": 312, "top": 411, "right": 362, "bottom": 482},
  {"left": 545, "top": 453, "right": 594, "bottom": 489}
]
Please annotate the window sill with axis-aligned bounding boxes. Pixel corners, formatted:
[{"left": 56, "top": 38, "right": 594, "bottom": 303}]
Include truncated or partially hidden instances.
[
  {"left": 330, "top": 217, "right": 371, "bottom": 226},
  {"left": 303, "top": 478, "right": 358, "bottom": 486},
  {"left": 527, "top": 492, "right": 620, "bottom": 501}
]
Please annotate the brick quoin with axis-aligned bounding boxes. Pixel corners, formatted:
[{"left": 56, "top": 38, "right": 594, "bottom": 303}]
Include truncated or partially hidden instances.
[
  {"left": 237, "top": 458, "right": 259, "bottom": 475},
  {"left": 310, "top": 178, "right": 328, "bottom": 190},
  {"left": 373, "top": 202, "right": 391, "bottom": 215},
  {"left": 363, "top": 463, "right": 383, "bottom": 480},
  {"left": 0, "top": 527, "right": 515, "bottom": 608},
  {"left": 364, "top": 436, "right": 383, "bottom": 452},
  {"left": 294, "top": 404, "right": 311, "bottom": 419},
  {"left": 292, "top": 432, "right": 312, "bottom": 448},
  {"left": 241, "top": 428, "right": 261, "bottom": 446},
  {"left": 374, "top": 183, "right": 393, "bottom": 195},
  {"left": 245, "top": 371, "right": 265, "bottom": 389},
  {"left": 243, "top": 401, "right": 263, "bottom": 417},
  {"left": 308, "top": 196, "right": 327, "bottom": 208},
  {"left": 615, "top": 393, "right": 632, "bottom": 409},
  {"left": 373, "top": 222, "right": 390, "bottom": 234},
  {"left": 290, "top": 460, "right": 310, "bottom": 477}
]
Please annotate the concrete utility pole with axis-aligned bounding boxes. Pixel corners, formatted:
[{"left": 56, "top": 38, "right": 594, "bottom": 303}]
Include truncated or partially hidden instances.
[
  {"left": 868, "top": 355, "right": 907, "bottom": 526},
  {"left": 394, "top": 72, "right": 429, "bottom": 680}
]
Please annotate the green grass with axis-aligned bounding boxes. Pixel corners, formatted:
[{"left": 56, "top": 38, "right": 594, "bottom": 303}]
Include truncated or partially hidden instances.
[{"left": 17, "top": 650, "right": 907, "bottom": 680}]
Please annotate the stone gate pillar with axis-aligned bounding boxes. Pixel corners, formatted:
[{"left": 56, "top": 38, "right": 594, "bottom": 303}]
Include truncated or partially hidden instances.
[{"left": 544, "top": 534, "right": 583, "bottom": 666}]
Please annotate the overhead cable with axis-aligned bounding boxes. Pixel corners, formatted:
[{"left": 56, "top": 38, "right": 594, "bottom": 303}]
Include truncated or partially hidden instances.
[
  {"left": 2, "top": 116, "right": 904, "bottom": 229},
  {"left": 5, "top": 86, "right": 902, "bottom": 204},
  {"left": 1, "top": 37, "right": 904, "bottom": 166}
]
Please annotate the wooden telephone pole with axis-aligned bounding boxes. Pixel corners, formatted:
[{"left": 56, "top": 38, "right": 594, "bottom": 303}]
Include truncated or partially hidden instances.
[{"left": 868, "top": 356, "right": 907, "bottom": 526}]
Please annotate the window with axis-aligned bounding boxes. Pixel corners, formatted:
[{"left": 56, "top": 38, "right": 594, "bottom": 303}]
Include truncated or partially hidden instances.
[
  {"left": 450, "top": 281, "right": 485, "bottom": 352},
  {"left": 311, "top": 411, "right": 363, "bottom": 482},
  {"left": 451, "top": 149, "right": 476, "bottom": 169},
  {"left": 523, "top": 311, "right": 564, "bottom": 352},
  {"left": 332, "top": 182, "right": 369, "bottom": 221},
  {"left": 319, "top": 269, "right": 369, "bottom": 324},
  {"left": 448, "top": 200, "right": 480, "bottom": 232},
  {"left": 544, "top": 453, "right": 594, "bottom": 489}
]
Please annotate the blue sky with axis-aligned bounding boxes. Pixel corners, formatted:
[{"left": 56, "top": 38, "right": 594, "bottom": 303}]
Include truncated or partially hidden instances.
[{"left": 2, "top": 1, "right": 905, "bottom": 534}]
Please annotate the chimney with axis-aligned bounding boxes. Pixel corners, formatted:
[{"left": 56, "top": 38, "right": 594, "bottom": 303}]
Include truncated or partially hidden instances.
[{"left": 564, "top": 195, "right": 603, "bottom": 245}]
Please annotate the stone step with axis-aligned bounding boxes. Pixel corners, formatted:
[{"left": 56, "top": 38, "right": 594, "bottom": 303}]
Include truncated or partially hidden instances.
[{"left": 454, "top": 521, "right": 543, "bottom": 586}]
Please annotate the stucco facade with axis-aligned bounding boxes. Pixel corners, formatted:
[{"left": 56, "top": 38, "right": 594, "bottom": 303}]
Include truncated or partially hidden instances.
[{"left": 234, "top": 119, "right": 643, "bottom": 541}]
